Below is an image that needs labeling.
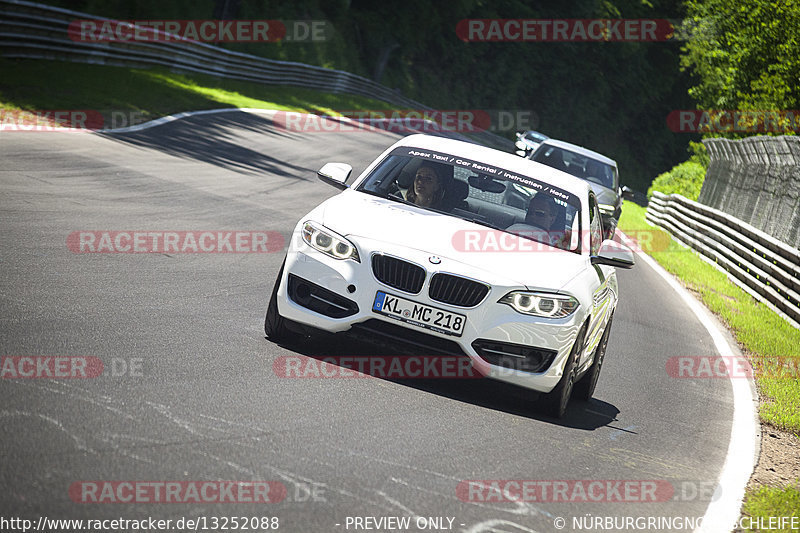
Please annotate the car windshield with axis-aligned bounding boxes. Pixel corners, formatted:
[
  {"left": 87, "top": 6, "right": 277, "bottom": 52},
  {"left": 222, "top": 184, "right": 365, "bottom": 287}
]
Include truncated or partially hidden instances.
[
  {"left": 525, "top": 132, "right": 548, "bottom": 143},
  {"left": 356, "top": 147, "right": 582, "bottom": 253},
  {"left": 533, "top": 146, "right": 616, "bottom": 190}
]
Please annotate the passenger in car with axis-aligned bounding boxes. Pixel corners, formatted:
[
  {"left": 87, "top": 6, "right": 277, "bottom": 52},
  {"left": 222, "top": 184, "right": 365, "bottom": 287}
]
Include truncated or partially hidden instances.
[
  {"left": 506, "top": 193, "right": 569, "bottom": 249},
  {"left": 525, "top": 194, "right": 559, "bottom": 229}
]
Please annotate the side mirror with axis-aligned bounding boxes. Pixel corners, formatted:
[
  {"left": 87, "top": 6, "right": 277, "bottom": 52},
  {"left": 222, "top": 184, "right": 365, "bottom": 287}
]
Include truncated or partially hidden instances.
[
  {"left": 591, "top": 239, "right": 635, "bottom": 269},
  {"left": 621, "top": 185, "right": 635, "bottom": 200},
  {"left": 317, "top": 162, "right": 352, "bottom": 190}
]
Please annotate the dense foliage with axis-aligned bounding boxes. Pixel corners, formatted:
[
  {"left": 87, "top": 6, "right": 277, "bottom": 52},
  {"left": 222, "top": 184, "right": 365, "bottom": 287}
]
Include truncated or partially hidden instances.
[
  {"left": 647, "top": 139, "right": 708, "bottom": 198},
  {"left": 647, "top": 160, "right": 705, "bottom": 199},
  {"left": 40, "top": 0, "right": 701, "bottom": 191},
  {"left": 680, "top": 0, "right": 800, "bottom": 121}
]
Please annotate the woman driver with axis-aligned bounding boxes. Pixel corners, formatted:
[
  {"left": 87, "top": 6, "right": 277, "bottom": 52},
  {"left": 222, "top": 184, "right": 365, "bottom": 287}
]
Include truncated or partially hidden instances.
[{"left": 405, "top": 163, "right": 446, "bottom": 208}]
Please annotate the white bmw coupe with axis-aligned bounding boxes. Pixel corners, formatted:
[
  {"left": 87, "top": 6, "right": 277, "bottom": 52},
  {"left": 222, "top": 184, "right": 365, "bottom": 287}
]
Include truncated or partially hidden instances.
[{"left": 265, "top": 134, "right": 634, "bottom": 417}]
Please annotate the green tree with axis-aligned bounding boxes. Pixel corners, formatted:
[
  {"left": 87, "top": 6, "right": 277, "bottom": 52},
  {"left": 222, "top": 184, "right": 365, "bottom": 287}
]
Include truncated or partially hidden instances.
[{"left": 681, "top": 0, "right": 800, "bottom": 132}]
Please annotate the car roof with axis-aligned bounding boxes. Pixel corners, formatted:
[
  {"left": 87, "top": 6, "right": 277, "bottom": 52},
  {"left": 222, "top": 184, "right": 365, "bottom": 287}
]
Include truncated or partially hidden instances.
[
  {"left": 524, "top": 130, "right": 548, "bottom": 138},
  {"left": 536, "top": 138, "right": 617, "bottom": 166},
  {"left": 394, "top": 134, "right": 592, "bottom": 201}
]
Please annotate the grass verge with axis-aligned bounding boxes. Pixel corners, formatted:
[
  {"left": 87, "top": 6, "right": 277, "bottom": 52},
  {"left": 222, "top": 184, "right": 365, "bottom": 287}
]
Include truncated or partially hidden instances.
[
  {"left": 741, "top": 486, "right": 800, "bottom": 532},
  {"left": 618, "top": 200, "right": 800, "bottom": 528},
  {"left": 618, "top": 201, "right": 800, "bottom": 432},
  {"left": 0, "top": 57, "right": 394, "bottom": 125}
]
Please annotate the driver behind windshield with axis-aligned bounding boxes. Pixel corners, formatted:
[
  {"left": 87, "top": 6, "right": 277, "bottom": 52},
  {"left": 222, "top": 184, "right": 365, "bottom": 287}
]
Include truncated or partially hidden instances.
[{"left": 405, "top": 163, "right": 449, "bottom": 208}]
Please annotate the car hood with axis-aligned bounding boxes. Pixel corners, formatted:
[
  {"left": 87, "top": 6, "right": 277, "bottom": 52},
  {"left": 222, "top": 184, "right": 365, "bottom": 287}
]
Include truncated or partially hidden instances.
[{"left": 318, "top": 190, "right": 588, "bottom": 291}]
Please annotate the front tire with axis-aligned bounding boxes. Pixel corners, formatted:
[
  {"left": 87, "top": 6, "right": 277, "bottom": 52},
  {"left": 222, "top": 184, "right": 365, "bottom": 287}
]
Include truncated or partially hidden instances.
[
  {"left": 574, "top": 312, "right": 614, "bottom": 402},
  {"left": 264, "top": 260, "right": 291, "bottom": 343},
  {"left": 540, "top": 323, "right": 587, "bottom": 418}
]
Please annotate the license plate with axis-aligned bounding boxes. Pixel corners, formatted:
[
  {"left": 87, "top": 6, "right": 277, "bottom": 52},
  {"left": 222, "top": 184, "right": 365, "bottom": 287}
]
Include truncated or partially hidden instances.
[{"left": 372, "top": 291, "right": 466, "bottom": 337}]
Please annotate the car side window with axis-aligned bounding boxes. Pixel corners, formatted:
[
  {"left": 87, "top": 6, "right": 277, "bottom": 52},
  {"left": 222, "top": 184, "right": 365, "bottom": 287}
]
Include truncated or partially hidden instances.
[{"left": 589, "top": 198, "right": 602, "bottom": 256}]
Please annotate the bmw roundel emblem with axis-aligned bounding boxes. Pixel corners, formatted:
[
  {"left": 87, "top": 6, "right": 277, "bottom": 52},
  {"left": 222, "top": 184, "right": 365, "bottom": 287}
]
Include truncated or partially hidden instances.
[{"left": 429, "top": 256, "right": 441, "bottom": 264}]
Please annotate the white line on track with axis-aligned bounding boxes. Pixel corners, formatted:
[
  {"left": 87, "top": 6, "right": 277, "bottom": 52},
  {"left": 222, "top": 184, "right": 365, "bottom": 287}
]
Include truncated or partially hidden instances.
[
  {"left": 0, "top": 108, "right": 279, "bottom": 133},
  {"left": 619, "top": 231, "right": 759, "bottom": 533},
  {"left": 104, "top": 107, "right": 279, "bottom": 133},
  {"left": 4, "top": 107, "right": 444, "bottom": 134}
]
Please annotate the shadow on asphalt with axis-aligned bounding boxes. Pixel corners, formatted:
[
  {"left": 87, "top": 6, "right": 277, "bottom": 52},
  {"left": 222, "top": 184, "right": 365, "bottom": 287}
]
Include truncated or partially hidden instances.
[
  {"left": 99, "top": 111, "right": 316, "bottom": 177},
  {"left": 268, "top": 331, "right": 622, "bottom": 432},
  {"left": 99, "top": 110, "right": 476, "bottom": 179}
]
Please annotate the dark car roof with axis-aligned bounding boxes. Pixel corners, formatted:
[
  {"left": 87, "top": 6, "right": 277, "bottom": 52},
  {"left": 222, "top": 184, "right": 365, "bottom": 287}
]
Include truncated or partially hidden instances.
[{"left": 536, "top": 139, "right": 617, "bottom": 167}]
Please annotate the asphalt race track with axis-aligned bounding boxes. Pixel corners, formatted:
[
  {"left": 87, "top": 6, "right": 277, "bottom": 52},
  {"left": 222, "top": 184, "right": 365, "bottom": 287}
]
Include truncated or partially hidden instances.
[{"left": 1, "top": 111, "right": 741, "bottom": 532}]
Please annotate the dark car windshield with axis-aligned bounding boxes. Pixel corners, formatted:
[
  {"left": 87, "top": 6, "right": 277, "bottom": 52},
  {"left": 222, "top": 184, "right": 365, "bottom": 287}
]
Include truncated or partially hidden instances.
[
  {"left": 357, "top": 147, "right": 582, "bottom": 253},
  {"left": 524, "top": 131, "right": 548, "bottom": 143},
  {"left": 532, "top": 146, "right": 617, "bottom": 190}
]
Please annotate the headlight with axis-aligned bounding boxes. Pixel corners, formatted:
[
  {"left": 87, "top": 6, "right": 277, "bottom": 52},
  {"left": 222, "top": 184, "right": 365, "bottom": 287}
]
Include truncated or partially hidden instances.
[
  {"left": 301, "top": 221, "right": 360, "bottom": 262},
  {"left": 499, "top": 291, "right": 579, "bottom": 318},
  {"left": 515, "top": 140, "right": 528, "bottom": 150},
  {"left": 599, "top": 203, "right": 616, "bottom": 215}
]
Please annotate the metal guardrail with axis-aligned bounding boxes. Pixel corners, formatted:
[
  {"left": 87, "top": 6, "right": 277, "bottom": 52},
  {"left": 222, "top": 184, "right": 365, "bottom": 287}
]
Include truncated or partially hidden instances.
[
  {"left": 0, "top": 0, "right": 513, "bottom": 151},
  {"left": 646, "top": 191, "right": 800, "bottom": 326}
]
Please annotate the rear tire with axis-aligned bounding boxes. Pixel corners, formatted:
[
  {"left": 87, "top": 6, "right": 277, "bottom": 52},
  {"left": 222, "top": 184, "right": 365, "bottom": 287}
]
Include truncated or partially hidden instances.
[
  {"left": 264, "top": 260, "right": 291, "bottom": 343},
  {"left": 574, "top": 313, "right": 613, "bottom": 402},
  {"left": 540, "top": 323, "right": 586, "bottom": 418}
]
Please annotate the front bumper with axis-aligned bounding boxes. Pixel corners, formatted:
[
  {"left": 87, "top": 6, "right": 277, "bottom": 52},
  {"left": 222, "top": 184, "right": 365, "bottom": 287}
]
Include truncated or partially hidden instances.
[{"left": 276, "top": 231, "right": 584, "bottom": 393}]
